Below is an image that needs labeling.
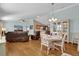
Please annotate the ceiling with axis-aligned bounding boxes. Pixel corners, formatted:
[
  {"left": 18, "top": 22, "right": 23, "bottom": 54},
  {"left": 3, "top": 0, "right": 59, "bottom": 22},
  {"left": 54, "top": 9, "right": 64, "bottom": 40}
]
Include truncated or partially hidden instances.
[
  {"left": 0, "top": 3, "right": 77, "bottom": 20},
  {"left": 0, "top": 3, "right": 53, "bottom": 18}
]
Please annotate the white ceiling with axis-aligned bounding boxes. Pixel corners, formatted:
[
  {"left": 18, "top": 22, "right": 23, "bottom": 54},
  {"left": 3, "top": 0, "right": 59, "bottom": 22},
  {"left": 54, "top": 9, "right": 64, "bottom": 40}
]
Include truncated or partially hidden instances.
[
  {"left": 0, "top": 3, "right": 77, "bottom": 20},
  {"left": 52, "top": 3, "right": 73, "bottom": 10},
  {"left": 0, "top": 3, "right": 52, "bottom": 16}
]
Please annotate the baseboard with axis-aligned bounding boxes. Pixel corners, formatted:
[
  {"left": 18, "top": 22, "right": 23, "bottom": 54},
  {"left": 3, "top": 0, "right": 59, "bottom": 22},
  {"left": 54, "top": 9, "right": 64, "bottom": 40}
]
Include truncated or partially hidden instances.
[{"left": 65, "top": 41, "right": 78, "bottom": 45}]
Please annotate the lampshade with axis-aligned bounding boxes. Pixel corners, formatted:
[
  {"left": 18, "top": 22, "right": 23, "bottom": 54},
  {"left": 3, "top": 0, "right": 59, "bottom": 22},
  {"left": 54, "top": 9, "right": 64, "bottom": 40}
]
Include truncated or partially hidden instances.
[
  {"left": 2, "top": 28, "right": 6, "bottom": 31},
  {"left": 49, "top": 19, "right": 52, "bottom": 22},
  {"left": 54, "top": 18, "right": 58, "bottom": 21},
  {"left": 49, "top": 17, "right": 58, "bottom": 22},
  {"left": 52, "top": 18, "right": 57, "bottom": 22},
  {"left": 52, "top": 18, "right": 54, "bottom": 21}
]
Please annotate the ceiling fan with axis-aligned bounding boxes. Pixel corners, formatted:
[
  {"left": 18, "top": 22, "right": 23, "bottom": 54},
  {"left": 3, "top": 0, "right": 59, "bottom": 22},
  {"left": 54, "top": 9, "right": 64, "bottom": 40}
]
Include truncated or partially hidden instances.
[{"left": 18, "top": 18, "right": 26, "bottom": 23}]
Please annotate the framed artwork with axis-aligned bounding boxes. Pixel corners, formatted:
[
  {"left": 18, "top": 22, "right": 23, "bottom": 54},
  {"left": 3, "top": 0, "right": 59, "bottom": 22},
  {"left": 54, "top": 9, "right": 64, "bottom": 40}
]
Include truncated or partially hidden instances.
[{"left": 14, "top": 25, "right": 23, "bottom": 31}]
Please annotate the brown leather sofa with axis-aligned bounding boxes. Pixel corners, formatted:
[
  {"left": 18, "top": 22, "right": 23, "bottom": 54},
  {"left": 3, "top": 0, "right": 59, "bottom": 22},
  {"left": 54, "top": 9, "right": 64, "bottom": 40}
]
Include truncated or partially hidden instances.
[{"left": 6, "top": 31, "right": 29, "bottom": 42}]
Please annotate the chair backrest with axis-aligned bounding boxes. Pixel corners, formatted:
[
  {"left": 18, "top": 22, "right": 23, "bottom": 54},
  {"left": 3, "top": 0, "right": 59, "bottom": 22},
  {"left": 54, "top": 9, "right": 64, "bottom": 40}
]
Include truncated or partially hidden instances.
[
  {"left": 40, "top": 34, "right": 47, "bottom": 42},
  {"left": 40, "top": 31, "right": 49, "bottom": 46},
  {"left": 40, "top": 30, "right": 46, "bottom": 38},
  {"left": 61, "top": 33, "right": 67, "bottom": 46},
  {"left": 54, "top": 32, "right": 67, "bottom": 47}
]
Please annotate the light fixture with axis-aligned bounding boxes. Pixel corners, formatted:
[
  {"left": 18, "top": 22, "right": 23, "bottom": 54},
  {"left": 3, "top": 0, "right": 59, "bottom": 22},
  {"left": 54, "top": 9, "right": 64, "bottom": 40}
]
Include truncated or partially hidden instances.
[
  {"left": 49, "top": 18, "right": 58, "bottom": 22},
  {"left": 18, "top": 18, "right": 26, "bottom": 23},
  {"left": 51, "top": 18, "right": 54, "bottom": 21},
  {"left": 1, "top": 16, "right": 12, "bottom": 20},
  {"left": 49, "top": 19, "right": 52, "bottom": 22},
  {"left": 53, "top": 18, "right": 58, "bottom": 22},
  {"left": 2, "top": 27, "right": 6, "bottom": 31}
]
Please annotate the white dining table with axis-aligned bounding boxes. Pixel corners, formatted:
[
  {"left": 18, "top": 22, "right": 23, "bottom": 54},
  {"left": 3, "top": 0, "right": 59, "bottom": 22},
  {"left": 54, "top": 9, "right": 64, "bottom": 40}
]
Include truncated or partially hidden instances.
[
  {"left": 44, "top": 35, "right": 62, "bottom": 50},
  {"left": 46, "top": 35, "right": 61, "bottom": 42}
]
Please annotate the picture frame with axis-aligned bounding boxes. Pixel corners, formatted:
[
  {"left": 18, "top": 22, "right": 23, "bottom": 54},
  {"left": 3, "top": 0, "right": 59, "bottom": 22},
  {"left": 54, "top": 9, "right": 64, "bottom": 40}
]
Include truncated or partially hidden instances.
[{"left": 14, "top": 25, "right": 23, "bottom": 31}]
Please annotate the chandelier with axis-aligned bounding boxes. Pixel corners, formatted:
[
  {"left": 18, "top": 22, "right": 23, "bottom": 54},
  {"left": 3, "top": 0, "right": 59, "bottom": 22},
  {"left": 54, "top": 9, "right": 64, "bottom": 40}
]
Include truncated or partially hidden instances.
[{"left": 49, "top": 17, "right": 58, "bottom": 22}]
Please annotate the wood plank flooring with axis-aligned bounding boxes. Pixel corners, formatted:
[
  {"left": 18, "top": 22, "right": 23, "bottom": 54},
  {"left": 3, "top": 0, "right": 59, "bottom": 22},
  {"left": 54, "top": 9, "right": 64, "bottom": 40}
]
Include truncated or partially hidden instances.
[{"left": 5, "top": 40, "right": 79, "bottom": 56}]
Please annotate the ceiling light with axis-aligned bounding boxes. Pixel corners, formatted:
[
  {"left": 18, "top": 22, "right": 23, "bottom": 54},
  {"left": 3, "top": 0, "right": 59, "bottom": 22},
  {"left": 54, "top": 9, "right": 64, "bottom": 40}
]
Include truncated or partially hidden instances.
[
  {"left": 54, "top": 18, "right": 58, "bottom": 21},
  {"left": 52, "top": 18, "right": 54, "bottom": 21},
  {"left": 2, "top": 27, "right": 6, "bottom": 31},
  {"left": 52, "top": 18, "right": 58, "bottom": 22},
  {"left": 1, "top": 16, "right": 12, "bottom": 20},
  {"left": 49, "top": 19, "right": 51, "bottom": 22}
]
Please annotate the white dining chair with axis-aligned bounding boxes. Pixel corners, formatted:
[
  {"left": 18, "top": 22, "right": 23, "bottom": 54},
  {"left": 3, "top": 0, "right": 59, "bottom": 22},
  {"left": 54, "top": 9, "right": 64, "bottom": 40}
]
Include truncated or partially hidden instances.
[
  {"left": 40, "top": 33, "right": 53, "bottom": 55},
  {"left": 53, "top": 33, "right": 67, "bottom": 54}
]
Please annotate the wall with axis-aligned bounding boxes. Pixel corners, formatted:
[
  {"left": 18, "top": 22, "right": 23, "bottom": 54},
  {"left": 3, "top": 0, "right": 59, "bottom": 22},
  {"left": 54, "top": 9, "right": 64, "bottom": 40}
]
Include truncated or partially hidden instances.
[
  {"left": 53, "top": 6, "right": 79, "bottom": 33},
  {"left": 51, "top": 5, "right": 79, "bottom": 42},
  {"left": 5, "top": 20, "right": 27, "bottom": 32},
  {"left": 4, "top": 19, "right": 35, "bottom": 35}
]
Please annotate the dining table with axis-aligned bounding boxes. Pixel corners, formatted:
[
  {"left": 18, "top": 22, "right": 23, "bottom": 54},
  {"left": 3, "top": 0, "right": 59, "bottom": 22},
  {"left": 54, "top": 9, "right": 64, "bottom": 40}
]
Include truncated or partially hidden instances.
[
  {"left": 46, "top": 35, "right": 62, "bottom": 42},
  {"left": 44, "top": 34, "right": 62, "bottom": 50}
]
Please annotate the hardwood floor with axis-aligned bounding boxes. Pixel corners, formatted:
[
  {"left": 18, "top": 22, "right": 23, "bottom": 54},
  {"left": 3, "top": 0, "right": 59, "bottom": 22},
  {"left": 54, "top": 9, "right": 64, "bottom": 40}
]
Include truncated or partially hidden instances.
[{"left": 5, "top": 40, "right": 79, "bottom": 56}]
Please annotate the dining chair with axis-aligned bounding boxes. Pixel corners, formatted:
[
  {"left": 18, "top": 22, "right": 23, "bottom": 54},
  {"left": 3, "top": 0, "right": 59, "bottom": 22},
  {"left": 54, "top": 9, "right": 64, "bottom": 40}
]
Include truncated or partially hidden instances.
[
  {"left": 53, "top": 33, "right": 67, "bottom": 54},
  {"left": 40, "top": 33, "right": 52, "bottom": 55}
]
